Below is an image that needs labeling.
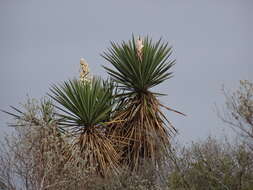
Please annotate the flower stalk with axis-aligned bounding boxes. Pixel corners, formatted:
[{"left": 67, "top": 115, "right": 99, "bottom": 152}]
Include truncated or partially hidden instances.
[
  {"left": 79, "top": 57, "right": 92, "bottom": 83},
  {"left": 136, "top": 37, "right": 144, "bottom": 61}
]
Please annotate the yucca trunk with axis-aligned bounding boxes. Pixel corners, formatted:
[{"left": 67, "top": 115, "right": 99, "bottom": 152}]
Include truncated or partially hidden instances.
[
  {"left": 109, "top": 92, "right": 174, "bottom": 171},
  {"left": 74, "top": 128, "right": 119, "bottom": 176}
]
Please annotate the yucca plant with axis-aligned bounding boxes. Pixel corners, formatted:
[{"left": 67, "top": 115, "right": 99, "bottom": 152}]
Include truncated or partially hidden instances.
[
  {"left": 49, "top": 77, "right": 120, "bottom": 176},
  {"left": 102, "top": 36, "right": 185, "bottom": 171}
]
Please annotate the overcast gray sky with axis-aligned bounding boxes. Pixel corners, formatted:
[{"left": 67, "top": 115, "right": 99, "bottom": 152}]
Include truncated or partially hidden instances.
[{"left": 1, "top": 0, "right": 252, "bottom": 143}]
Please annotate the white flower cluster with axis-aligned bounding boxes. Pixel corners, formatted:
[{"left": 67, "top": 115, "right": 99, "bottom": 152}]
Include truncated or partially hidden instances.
[
  {"left": 136, "top": 37, "right": 144, "bottom": 61},
  {"left": 79, "top": 57, "right": 92, "bottom": 83}
]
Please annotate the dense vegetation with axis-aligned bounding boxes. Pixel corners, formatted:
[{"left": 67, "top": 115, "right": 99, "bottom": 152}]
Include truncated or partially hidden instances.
[{"left": 0, "top": 37, "right": 252, "bottom": 190}]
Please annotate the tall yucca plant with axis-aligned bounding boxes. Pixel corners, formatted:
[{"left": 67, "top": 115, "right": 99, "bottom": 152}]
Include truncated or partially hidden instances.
[
  {"left": 102, "top": 36, "right": 184, "bottom": 171},
  {"left": 49, "top": 78, "right": 120, "bottom": 176}
]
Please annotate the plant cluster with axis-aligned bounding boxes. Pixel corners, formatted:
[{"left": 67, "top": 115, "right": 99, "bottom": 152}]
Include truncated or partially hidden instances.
[
  {"left": 1, "top": 36, "right": 252, "bottom": 189},
  {"left": 1, "top": 36, "right": 183, "bottom": 180}
]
